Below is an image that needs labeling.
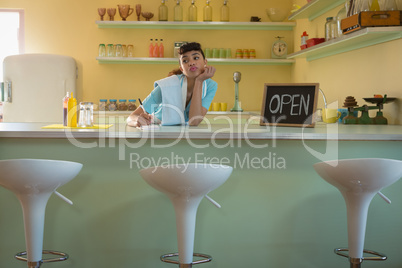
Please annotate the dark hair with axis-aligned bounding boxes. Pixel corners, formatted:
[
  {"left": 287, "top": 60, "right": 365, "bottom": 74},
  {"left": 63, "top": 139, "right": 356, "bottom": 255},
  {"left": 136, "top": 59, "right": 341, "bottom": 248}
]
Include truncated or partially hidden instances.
[
  {"left": 168, "top": 42, "right": 205, "bottom": 76},
  {"left": 179, "top": 42, "right": 205, "bottom": 59}
]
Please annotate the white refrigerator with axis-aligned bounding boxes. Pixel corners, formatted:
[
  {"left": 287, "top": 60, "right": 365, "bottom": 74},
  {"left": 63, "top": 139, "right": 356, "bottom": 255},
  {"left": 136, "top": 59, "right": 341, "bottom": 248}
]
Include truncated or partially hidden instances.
[{"left": 1, "top": 54, "right": 77, "bottom": 123}]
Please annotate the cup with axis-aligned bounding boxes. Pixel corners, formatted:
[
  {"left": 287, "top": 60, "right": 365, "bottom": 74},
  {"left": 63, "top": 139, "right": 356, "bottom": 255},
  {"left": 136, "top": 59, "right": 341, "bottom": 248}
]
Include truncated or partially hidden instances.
[
  {"left": 322, "top": 108, "right": 341, "bottom": 123},
  {"left": 204, "top": 48, "right": 211, "bottom": 58},
  {"left": 78, "top": 102, "right": 94, "bottom": 127},
  {"left": 118, "top": 5, "right": 134, "bottom": 21},
  {"left": 243, "top": 49, "right": 250, "bottom": 59},
  {"left": 212, "top": 102, "right": 221, "bottom": 111},
  {"left": 338, "top": 108, "right": 348, "bottom": 123},
  {"left": 98, "top": 8, "right": 106, "bottom": 20},
  {"left": 127, "top": 45, "right": 134, "bottom": 57},
  {"left": 107, "top": 8, "right": 117, "bottom": 21},
  {"left": 212, "top": 48, "right": 219, "bottom": 58},
  {"left": 235, "top": 49, "right": 243, "bottom": 59},
  {"left": 122, "top": 45, "right": 127, "bottom": 57},
  {"left": 226, "top": 48, "right": 232, "bottom": 58},
  {"left": 249, "top": 49, "right": 256, "bottom": 59},
  {"left": 220, "top": 102, "right": 227, "bottom": 111},
  {"left": 219, "top": 48, "right": 226, "bottom": 59}
]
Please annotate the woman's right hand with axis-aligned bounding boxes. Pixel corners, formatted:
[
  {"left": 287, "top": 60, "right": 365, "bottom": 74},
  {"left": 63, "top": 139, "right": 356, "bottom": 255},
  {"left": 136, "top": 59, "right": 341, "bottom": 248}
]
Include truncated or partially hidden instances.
[
  {"left": 126, "top": 106, "right": 153, "bottom": 127},
  {"left": 136, "top": 112, "right": 153, "bottom": 127}
]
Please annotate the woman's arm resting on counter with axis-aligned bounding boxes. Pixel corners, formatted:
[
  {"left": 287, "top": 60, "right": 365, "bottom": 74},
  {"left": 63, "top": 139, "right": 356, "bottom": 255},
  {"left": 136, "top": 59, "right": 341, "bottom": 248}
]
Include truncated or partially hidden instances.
[{"left": 126, "top": 107, "right": 153, "bottom": 127}]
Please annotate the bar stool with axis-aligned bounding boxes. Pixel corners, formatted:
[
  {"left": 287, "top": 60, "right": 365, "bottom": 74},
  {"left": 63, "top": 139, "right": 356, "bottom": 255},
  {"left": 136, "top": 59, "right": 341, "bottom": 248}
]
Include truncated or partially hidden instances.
[
  {"left": 140, "top": 163, "right": 233, "bottom": 268},
  {"left": 313, "top": 158, "right": 402, "bottom": 268},
  {"left": 0, "top": 159, "right": 83, "bottom": 268}
]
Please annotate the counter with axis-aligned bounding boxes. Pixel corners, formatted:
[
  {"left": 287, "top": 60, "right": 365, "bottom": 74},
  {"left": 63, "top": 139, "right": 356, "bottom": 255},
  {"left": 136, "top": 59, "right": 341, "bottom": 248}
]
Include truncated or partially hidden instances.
[
  {"left": 1, "top": 121, "right": 402, "bottom": 140},
  {"left": 0, "top": 121, "right": 402, "bottom": 268}
]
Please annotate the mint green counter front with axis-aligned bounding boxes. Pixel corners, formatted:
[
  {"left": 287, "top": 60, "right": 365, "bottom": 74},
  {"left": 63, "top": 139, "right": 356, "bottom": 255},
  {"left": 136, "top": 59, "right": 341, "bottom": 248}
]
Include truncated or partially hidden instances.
[{"left": 0, "top": 122, "right": 401, "bottom": 268}]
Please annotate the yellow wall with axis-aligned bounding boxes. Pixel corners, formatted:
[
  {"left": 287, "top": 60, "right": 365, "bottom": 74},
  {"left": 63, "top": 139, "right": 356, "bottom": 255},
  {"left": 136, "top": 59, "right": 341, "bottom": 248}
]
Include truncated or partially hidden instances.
[
  {"left": 1, "top": 0, "right": 293, "bottom": 113},
  {"left": 292, "top": 0, "right": 402, "bottom": 124},
  {"left": 2, "top": 0, "right": 401, "bottom": 124}
]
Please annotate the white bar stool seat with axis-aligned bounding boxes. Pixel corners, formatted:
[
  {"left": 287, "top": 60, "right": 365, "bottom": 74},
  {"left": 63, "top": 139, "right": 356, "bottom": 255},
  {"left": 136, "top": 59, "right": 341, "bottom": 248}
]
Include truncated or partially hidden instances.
[
  {"left": 0, "top": 159, "right": 83, "bottom": 268},
  {"left": 314, "top": 158, "right": 402, "bottom": 268},
  {"left": 140, "top": 163, "right": 233, "bottom": 268}
]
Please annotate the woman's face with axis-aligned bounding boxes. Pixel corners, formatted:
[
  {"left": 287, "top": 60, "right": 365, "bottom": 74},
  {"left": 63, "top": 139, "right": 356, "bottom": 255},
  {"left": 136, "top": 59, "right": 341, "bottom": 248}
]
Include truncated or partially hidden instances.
[{"left": 179, "top": 50, "right": 207, "bottom": 79}]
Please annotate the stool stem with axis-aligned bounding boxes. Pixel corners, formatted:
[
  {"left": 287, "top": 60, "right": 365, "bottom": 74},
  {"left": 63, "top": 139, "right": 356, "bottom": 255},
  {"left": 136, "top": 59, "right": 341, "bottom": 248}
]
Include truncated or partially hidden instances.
[
  {"left": 172, "top": 197, "right": 203, "bottom": 265},
  {"left": 349, "top": 258, "right": 362, "bottom": 268},
  {"left": 28, "top": 261, "right": 42, "bottom": 268},
  {"left": 20, "top": 193, "right": 52, "bottom": 262}
]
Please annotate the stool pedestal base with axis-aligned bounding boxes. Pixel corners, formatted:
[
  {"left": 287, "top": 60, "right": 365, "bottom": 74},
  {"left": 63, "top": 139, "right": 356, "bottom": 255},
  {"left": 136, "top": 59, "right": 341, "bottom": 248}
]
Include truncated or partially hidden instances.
[
  {"left": 15, "top": 250, "right": 69, "bottom": 268},
  {"left": 335, "top": 248, "right": 387, "bottom": 268},
  {"left": 161, "top": 252, "right": 212, "bottom": 267}
]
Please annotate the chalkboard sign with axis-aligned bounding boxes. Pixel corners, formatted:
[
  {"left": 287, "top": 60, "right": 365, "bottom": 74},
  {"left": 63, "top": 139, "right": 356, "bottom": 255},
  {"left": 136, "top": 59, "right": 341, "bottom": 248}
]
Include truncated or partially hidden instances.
[{"left": 260, "top": 83, "right": 319, "bottom": 128}]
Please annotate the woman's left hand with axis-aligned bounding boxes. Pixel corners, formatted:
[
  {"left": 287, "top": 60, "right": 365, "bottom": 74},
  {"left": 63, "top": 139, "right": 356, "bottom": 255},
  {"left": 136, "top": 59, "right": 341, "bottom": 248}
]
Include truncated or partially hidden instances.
[{"left": 196, "top": 65, "right": 216, "bottom": 82}]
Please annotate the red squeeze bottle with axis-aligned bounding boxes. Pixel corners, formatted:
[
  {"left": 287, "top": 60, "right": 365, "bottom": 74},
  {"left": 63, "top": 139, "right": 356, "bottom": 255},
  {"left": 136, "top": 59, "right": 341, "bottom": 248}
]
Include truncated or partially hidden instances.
[
  {"left": 63, "top": 92, "right": 70, "bottom": 126},
  {"left": 159, "top": 39, "right": 164, "bottom": 58},
  {"left": 149, "top": 39, "right": 154, "bottom": 57},
  {"left": 153, "top": 39, "right": 159, "bottom": 57}
]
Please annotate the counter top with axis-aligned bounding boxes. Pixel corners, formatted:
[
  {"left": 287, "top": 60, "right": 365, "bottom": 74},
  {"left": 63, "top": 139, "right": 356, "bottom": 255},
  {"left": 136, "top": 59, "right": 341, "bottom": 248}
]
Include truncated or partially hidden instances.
[{"left": 0, "top": 122, "right": 401, "bottom": 140}]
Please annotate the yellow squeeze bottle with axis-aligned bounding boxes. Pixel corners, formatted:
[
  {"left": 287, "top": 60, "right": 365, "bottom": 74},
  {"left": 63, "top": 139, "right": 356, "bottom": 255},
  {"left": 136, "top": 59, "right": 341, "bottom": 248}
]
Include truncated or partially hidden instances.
[{"left": 67, "top": 92, "right": 77, "bottom": 127}]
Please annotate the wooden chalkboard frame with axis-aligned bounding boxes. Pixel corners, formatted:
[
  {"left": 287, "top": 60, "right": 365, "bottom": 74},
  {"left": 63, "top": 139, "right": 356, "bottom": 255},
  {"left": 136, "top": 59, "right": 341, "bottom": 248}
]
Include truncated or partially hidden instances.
[{"left": 260, "top": 83, "right": 319, "bottom": 128}]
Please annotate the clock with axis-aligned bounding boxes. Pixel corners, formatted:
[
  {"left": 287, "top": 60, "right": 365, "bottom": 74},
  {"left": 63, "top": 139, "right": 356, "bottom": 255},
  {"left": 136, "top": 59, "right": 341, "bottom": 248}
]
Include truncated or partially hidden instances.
[{"left": 271, "top": 36, "right": 288, "bottom": 59}]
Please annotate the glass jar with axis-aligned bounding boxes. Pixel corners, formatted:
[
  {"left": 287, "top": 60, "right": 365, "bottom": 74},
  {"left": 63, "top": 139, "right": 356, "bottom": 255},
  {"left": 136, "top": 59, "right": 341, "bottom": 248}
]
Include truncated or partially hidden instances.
[
  {"left": 99, "top": 99, "right": 108, "bottom": 111},
  {"left": 325, "top": 17, "right": 334, "bottom": 41},
  {"left": 108, "top": 99, "right": 118, "bottom": 111},
  {"left": 331, "top": 17, "right": 338, "bottom": 39},
  {"left": 336, "top": 1, "right": 349, "bottom": 37},
  {"left": 127, "top": 45, "right": 134, "bottom": 57},
  {"left": 128, "top": 99, "right": 137, "bottom": 111},
  {"left": 115, "top": 44, "right": 122, "bottom": 57},
  {"left": 118, "top": 99, "right": 128, "bottom": 111},
  {"left": 99, "top": 44, "right": 106, "bottom": 57},
  {"left": 107, "top": 44, "right": 114, "bottom": 57}
]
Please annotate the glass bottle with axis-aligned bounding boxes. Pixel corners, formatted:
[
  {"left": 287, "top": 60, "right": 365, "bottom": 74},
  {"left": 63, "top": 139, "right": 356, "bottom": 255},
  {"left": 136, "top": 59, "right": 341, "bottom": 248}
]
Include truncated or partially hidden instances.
[
  {"left": 153, "top": 39, "right": 160, "bottom": 57},
  {"left": 203, "top": 0, "right": 212, "bottom": 22},
  {"left": 149, "top": 39, "right": 154, "bottom": 57},
  {"left": 381, "top": 0, "right": 397, "bottom": 10},
  {"left": 370, "top": 0, "right": 380, "bottom": 11},
  {"left": 359, "top": 0, "right": 370, "bottom": 12},
  {"left": 128, "top": 99, "right": 137, "bottom": 111},
  {"left": 188, "top": 0, "right": 198, "bottom": 21},
  {"left": 220, "top": 0, "right": 229, "bottom": 22},
  {"left": 325, "top": 17, "right": 334, "bottom": 41},
  {"left": 159, "top": 0, "right": 168, "bottom": 21},
  {"left": 174, "top": 0, "right": 183, "bottom": 21},
  {"left": 331, "top": 17, "right": 338, "bottom": 39},
  {"left": 159, "top": 39, "right": 165, "bottom": 58},
  {"left": 336, "top": 0, "right": 349, "bottom": 37}
]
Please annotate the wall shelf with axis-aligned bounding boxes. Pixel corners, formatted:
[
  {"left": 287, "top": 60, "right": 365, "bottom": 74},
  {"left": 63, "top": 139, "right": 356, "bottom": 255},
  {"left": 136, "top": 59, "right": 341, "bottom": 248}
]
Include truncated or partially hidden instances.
[
  {"left": 96, "top": 57, "right": 295, "bottom": 65},
  {"left": 287, "top": 26, "right": 402, "bottom": 61},
  {"left": 288, "top": 0, "right": 345, "bottom": 21},
  {"left": 96, "top": 21, "right": 296, "bottom": 31}
]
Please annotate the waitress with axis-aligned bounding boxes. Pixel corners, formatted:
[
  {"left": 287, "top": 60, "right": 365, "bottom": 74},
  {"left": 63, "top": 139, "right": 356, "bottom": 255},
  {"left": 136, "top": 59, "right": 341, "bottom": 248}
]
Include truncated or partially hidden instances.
[{"left": 126, "top": 42, "right": 217, "bottom": 127}]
